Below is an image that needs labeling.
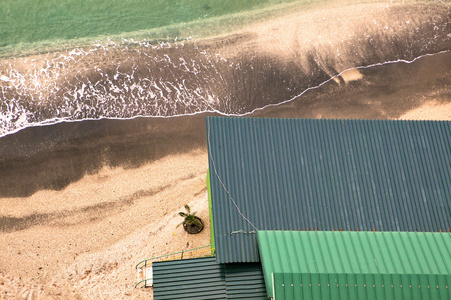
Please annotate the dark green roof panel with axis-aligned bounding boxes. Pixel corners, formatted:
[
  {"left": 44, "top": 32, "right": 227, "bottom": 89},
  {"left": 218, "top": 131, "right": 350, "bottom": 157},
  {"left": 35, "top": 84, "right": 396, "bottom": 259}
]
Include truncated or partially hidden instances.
[
  {"left": 153, "top": 257, "right": 268, "bottom": 300},
  {"left": 257, "top": 231, "right": 451, "bottom": 299},
  {"left": 153, "top": 257, "right": 226, "bottom": 300},
  {"left": 225, "top": 263, "right": 268, "bottom": 299},
  {"left": 206, "top": 117, "right": 451, "bottom": 263}
]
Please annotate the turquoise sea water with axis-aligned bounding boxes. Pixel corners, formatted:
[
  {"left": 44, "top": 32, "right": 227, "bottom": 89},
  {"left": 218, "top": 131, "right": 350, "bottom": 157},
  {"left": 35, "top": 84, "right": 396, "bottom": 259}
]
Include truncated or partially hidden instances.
[{"left": 0, "top": 0, "right": 304, "bottom": 55}]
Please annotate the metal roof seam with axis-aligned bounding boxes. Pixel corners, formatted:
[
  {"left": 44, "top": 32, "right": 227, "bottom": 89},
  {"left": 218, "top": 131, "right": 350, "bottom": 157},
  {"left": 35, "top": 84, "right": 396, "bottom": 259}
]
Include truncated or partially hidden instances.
[
  {"left": 350, "top": 121, "right": 370, "bottom": 230},
  {"left": 330, "top": 120, "right": 351, "bottom": 230},
  {"left": 324, "top": 121, "right": 342, "bottom": 230},
  {"left": 426, "top": 233, "right": 448, "bottom": 275},
  {"left": 363, "top": 121, "right": 383, "bottom": 229},
  {"left": 315, "top": 231, "right": 330, "bottom": 273},
  {"left": 409, "top": 121, "right": 432, "bottom": 231},
  {"left": 330, "top": 230, "right": 347, "bottom": 273},
  {"left": 403, "top": 232, "right": 424, "bottom": 274}
]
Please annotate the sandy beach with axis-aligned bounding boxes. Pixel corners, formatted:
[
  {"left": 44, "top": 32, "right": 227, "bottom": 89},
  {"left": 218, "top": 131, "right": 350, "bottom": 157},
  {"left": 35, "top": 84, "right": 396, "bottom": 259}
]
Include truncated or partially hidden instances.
[
  {"left": 1, "top": 1, "right": 450, "bottom": 299},
  {"left": 0, "top": 149, "right": 211, "bottom": 299}
]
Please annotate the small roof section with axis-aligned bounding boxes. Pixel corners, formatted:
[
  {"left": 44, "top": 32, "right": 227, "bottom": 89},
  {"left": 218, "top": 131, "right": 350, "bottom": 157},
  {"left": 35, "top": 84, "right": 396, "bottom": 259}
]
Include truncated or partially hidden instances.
[
  {"left": 206, "top": 117, "right": 451, "bottom": 263},
  {"left": 153, "top": 257, "right": 268, "bottom": 300},
  {"left": 153, "top": 257, "right": 225, "bottom": 300},
  {"left": 257, "top": 231, "right": 451, "bottom": 299}
]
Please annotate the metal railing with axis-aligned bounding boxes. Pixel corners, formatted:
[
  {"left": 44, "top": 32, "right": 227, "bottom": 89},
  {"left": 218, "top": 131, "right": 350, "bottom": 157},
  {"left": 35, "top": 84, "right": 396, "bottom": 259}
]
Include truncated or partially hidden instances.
[{"left": 135, "top": 244, "right": 215, "bottom": 288}]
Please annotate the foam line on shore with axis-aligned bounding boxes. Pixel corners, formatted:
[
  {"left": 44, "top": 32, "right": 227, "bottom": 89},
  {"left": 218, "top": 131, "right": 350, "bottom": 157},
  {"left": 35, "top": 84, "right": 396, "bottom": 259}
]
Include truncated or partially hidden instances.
[{"left": 1, "top": 50, "right": 448, "bottom": 139}]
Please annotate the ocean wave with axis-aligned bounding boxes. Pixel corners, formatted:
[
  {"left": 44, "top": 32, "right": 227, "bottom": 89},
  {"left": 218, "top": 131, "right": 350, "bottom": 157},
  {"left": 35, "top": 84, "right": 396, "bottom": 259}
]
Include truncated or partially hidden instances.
[{"left": 1, "top": 2, "right": 449, "bottom": 137}]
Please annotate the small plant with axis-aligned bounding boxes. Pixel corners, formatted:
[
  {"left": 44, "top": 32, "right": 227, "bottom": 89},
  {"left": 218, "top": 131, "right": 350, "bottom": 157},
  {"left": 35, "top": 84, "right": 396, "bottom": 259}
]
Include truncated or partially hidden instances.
[{"left": 178, "top": 205, "right": 204, "bottom": 234}]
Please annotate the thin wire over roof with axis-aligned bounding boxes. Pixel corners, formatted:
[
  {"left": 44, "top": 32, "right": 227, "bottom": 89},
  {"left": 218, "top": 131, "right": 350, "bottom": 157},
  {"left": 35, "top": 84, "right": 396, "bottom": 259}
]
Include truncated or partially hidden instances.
[
  {"left": 257, "top": 231, "right": 451, "bottom": 299},
  {"left": 206, "top": 117, "right": 451, "bottom": 263}
]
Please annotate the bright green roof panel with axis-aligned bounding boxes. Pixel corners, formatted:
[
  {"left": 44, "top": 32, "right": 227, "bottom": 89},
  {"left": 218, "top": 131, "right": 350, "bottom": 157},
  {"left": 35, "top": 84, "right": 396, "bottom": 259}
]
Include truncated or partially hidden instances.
[{"left": 257, "top": 231, "right": 451, "bottom": 299}]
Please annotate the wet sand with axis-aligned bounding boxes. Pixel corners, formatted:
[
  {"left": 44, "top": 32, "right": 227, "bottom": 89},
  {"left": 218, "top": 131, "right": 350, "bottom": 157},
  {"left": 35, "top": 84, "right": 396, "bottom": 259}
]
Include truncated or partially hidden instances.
[
  {"left": 1, "top": 50, "right": 449, "bottom": 198},
  {"left": 0, "top": 2, "right": 450, "bottom": 299}
]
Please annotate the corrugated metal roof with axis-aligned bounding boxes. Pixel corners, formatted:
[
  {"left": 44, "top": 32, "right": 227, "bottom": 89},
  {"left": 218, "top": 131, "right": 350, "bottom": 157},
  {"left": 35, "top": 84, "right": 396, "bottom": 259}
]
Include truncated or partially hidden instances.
[
  {"left": 153, "top": 257, "right": 226, "bottom": 300},
  {"left": 272, "top": 272, "right": 450, "bottom": 300},
  {"left": 257, "top": 231, "right": 451, "bottom": 299},
  {"left": 153, "top": 257, "right": 268, "bottom": 300},
  {"left": 206, "top": 117, "right": 451, "bottom": 263},
  {"left": 225, "top": 263, "right": 267, "bottom": 299}
]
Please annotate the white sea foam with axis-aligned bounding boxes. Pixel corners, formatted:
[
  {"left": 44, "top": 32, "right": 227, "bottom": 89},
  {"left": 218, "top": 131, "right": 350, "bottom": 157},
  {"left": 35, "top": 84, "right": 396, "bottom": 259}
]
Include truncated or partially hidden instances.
[{"left": 0, "top": 29, "right": 449, "bottom": 138}]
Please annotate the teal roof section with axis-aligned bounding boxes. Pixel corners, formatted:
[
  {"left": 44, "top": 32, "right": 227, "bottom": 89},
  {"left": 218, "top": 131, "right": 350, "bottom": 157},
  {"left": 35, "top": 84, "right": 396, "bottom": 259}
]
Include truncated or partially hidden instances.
[
  {"left": 225, "top": 263, "right": 267, "bottom": 299},
  {"left": 206, "top": 117, "right": 451, "bottom": 263},
  {"left": 257, "top": 231, "right": 451, "bottom": 299},
  {"left": 153, "top": 257, "right": 226, "bottom": 300},
  {"left": 153, "top": 257, "right": 268, "bottom": 300}
]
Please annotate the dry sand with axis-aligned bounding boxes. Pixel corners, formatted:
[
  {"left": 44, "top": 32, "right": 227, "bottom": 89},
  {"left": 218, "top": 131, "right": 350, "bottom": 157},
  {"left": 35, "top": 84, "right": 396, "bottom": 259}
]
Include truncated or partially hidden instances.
[
  {"left": 399, "top": 100, "right": 451, "bottom": 121},
  {"left": 0, "top": 149, "right": 211, "bottom": 299}
]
